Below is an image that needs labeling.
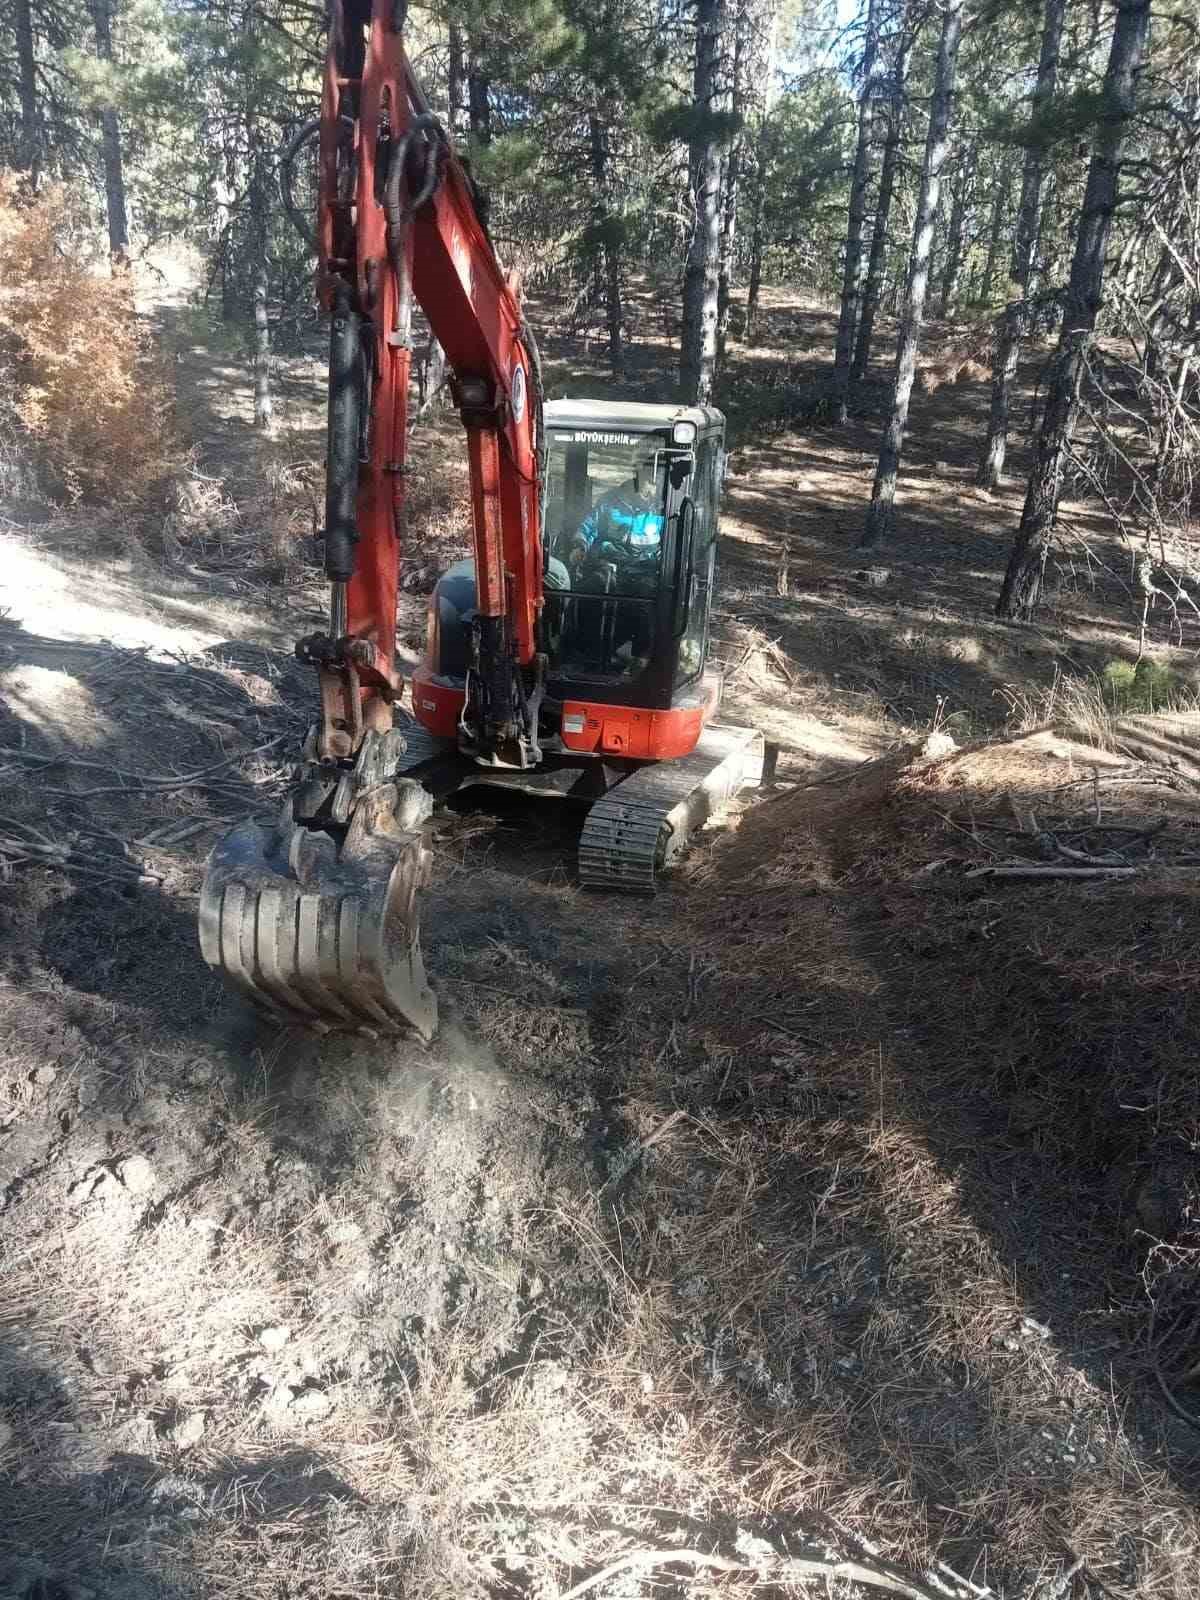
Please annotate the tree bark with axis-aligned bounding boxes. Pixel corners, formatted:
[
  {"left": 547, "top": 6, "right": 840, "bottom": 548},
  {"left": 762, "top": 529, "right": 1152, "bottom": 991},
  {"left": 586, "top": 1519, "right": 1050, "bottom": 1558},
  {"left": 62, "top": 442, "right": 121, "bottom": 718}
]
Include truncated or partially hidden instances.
[
  {"left": 852, "top": 28, "right": 910, "bottom": 381},
  {"left": 466, "top": 42, "right": 492, "bottom": 229},
  {"left": 833, "top": 0, "right": 882, "bottom": 423},
  {"left": 14, "top": 0, "right": 41, "bottom": 184},
  {"left": 589, "top": 114, "right": 624, "bottom": 378},
  {"left": 253, "top": 255, "right": 272, "bottom": 431},
  {"left": 996, "top": 0, "right": 1151, "bottom": 619},
  {"left": 467, "top": 52, "right": 491, "bottom": 147},
  {"left": 861, "top": 0, "right": 963, "bottom": 548},
  {"left": 936, "top": 166, "right": 967, "bottom": 316},
  {"left": 717, "top": 0, "right": 750, "bottom": 365},
  {"left": 247, "top": 121, "right": 272, "bottom": 432},
  {"left": 88, "top": 0, "right": 131, "bottom": 264},
  {"left": 977, "top": 0, "right": 1065, "bottom": 489},
  {"left": 745, "top": 134, "right": 766, "bottom": 345},
  {"left": 448, "top": 23, "right": 465, "bottom": 138},
  {"left": 978, "top": 161, "right": 1011, "bottom": 306},
  {"left": 681, "top": 0, "right": 727, "bottom": 404}
]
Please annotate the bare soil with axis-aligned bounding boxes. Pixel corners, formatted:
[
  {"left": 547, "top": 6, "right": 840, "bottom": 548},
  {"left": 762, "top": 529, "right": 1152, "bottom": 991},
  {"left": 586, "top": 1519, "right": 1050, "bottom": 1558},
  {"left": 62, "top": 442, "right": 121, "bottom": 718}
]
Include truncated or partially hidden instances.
[{"left": 1, "top": 291, "right": 1199, "bottom": 1600}]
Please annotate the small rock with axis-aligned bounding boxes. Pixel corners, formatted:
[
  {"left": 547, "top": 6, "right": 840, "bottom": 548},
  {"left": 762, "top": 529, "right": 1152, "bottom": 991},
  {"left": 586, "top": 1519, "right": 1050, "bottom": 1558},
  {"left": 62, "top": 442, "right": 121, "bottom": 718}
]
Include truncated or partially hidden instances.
[
  {"left": 189, "top": 1216, "right": 220, "bottom": 1235},
  {"left": 263, "top": 1384, "right": 297, "bottom": 1418},
  {"left": 1019, "top": 1315, "right": 1052, "bottom": 1341},
  {"left": 258, "top": 1325, "right": 292, "bottom": 1352},
  {"left": 30, "top": 1065, "right": 57, "bottom": 1087},
  {"left": 290, "top": 1389, "right": 332, "bottom": 1422},
  {"left": 920, "top": 730, "right": 958, "bottom": 761},
  {"left": 853, "top": 566, "right": 891, "bottom": 587},
  {"left": 326, "top": 1219, "right": 361, "bottom": 1245},
  {"left": 169, "top": 1411, "right": 206, "bottom": 1449},
  {"left": 151, "top": 1473, "right": 206, "bottom": 1507},
  {"left": 116, "top": 1154, "right": 157, "bottom": 1195},
  {"left": 67, "top": 1174, "right": 98, "bottom": 1206}
]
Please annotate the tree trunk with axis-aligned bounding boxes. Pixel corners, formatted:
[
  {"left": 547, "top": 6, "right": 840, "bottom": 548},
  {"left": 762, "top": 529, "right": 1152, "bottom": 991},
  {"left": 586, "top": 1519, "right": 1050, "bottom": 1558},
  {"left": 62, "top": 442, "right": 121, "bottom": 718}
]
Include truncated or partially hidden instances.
[
  {"left": 14, "top": 0, "right": 40, "bottom": 184},
  {"left": 589, "top": 114, "right": 624, "bottom": 379},
  {"left": 253, "top": 256, "right": 272, "bottom": 431},
  {"left": 745, "top": 123, "right": 767, "bottom": 344},
  {"left": 415, "top": 336, "right": 447, "bottom": 422},
  {"left": 466, "top": 44, "right": 492, "bottom": 229},
  {"left": 861, "top": 0, "right": 963, "bottom": 549},
  {"left": 833, "top": 0, "right": 882, "bottom": 423},
  {"left": 936, "top": 166, "right": 967, "bottom": 317},
  {"left": 977, "top": 0, "right": 1065, "bottom": 489},
  {"left": 1150, "top": 298, "right": 1198, "bottom": 496},
  {"left": 978, "top": 162, "right": 1010, "bottom": 306},
  {"left": 248, "top": 126, "right": 273, "bottom": 432},
  {"left": 467, "top": 54, "right": 491, "bottom": 146},
  {"left": 996, "top": 0, "right": 1151, "bottom": 619},
  {"left": 717, "top": 0, "right": 749, "bottom": 365},
  {"left": 853, "top": 29, "right": 909, "bottom": 381},
  {"left": 680, "top": 0, "right": 727, "bottom": 404},
  {"left": 448, "top": 23, "right": 465, "bottom": 137},
  {"left": 88, "top": 0, "right": 131, "bottom": 264}
]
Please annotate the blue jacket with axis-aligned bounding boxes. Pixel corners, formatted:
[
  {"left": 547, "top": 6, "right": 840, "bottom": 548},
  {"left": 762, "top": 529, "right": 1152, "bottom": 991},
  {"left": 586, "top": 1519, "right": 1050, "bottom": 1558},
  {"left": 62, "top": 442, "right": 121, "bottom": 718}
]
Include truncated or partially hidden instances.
[{"left": 579, "top": 490, "right": 664, "bottom": 557}]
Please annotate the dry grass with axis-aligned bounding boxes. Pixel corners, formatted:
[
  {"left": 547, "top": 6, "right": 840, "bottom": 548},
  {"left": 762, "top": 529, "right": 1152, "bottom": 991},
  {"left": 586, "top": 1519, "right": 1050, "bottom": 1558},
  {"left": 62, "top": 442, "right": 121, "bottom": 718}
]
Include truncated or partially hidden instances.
[
  {"left": 401, "top": 415, "right": 472, "bottom": 592},
  {"left": 594, "top": 734, "right": 1200, "bottom": 1598},
  {"left": 161, "top": 445, "right": 321, "bottom": 579},
  {"left": 999, "top": 663, "right": 1200, "bottom": 753}
]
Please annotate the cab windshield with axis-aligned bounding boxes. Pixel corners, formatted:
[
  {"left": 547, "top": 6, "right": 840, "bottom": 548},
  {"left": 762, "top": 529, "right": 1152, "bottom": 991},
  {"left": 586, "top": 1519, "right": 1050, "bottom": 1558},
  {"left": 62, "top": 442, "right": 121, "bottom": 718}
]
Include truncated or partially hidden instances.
[{"left": 543, "top": 429, "right": 670, "bottom": 686}]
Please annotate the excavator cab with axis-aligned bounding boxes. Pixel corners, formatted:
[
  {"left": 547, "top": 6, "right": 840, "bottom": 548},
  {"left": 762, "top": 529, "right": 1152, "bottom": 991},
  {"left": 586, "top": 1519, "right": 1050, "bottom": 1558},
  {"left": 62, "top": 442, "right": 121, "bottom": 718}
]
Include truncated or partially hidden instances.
[
  {"left": 543, "top": 403, "right": 721, "bottom": 706},
  {"left": 414, "top": 401, "right": 727, "bottom": 754}
]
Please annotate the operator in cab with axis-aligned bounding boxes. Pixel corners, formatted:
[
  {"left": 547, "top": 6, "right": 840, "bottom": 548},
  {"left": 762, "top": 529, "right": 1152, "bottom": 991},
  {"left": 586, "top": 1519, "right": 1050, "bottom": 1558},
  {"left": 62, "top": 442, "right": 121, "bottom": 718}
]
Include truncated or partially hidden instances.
[
  {"left": 559, "top": 454, "right": 664, "bottom": 673},
  {"left": 567, "top": 457, "right": 664, "bottom": 569}
]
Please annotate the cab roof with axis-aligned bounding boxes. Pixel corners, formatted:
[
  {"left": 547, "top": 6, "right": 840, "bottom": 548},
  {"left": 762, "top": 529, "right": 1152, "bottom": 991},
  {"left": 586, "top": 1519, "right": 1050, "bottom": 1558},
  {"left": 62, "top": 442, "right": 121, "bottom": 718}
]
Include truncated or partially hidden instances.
[{"left": 544, "top": 398, "right": 724, "bottom": 434}]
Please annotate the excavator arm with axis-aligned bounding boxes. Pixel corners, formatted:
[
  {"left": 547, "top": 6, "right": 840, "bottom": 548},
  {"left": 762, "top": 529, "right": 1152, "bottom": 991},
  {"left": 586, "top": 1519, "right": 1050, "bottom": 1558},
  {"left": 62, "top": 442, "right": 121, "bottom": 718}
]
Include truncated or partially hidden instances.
[
  {"left": 198, "top": 0, "right": 545, "bottom": 1040},
  {"left": 310, "top": 0, "right": 544, "bottom": 766}
]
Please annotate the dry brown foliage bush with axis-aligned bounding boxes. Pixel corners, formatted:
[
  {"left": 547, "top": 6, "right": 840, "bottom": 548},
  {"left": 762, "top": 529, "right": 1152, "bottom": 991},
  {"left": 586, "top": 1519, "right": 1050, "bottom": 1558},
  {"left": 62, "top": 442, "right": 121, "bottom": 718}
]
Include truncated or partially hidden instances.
[{"left": 0, "top": 173, "right": 177, "bottom": 510}]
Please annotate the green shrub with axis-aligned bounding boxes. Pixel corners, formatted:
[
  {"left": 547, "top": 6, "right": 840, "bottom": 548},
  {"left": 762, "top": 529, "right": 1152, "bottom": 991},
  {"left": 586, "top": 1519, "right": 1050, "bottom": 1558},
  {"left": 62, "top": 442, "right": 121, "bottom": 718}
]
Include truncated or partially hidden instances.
[{"left": 1101, "top": 658, "right": 1186, "bottom": 713}]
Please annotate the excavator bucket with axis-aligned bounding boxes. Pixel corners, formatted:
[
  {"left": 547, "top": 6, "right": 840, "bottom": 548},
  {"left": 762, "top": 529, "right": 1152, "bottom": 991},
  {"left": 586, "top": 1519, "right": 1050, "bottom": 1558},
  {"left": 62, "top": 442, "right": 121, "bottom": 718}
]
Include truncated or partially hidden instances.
[{"left": 198, "top": 781, "right": 438, "bottom": 1041}]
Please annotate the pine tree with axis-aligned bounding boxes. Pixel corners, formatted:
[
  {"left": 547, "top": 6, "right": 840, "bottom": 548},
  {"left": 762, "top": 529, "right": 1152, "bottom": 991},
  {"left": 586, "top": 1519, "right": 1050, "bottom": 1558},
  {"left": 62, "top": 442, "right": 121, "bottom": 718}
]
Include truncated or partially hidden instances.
[
  {"left": 833, "top": 0, "right": 883, "bottom": 420},
  {"left": 862, "top": 0, "right": 964, "bottom": 548},
  {"left": 853, "top": 15, "right": 910, "bottom": 378},
  {"left": 997, "top": 0, "right": 1153, "bottom": 618},
  {"left": 976, "top": 0, "right": 1065, "bottom": 490},
  {"left": 681, "top": 0, "right": 729, "bottom": 404},
  {"left": 86, "top": 0, "right": 130, "bottom": 262}
]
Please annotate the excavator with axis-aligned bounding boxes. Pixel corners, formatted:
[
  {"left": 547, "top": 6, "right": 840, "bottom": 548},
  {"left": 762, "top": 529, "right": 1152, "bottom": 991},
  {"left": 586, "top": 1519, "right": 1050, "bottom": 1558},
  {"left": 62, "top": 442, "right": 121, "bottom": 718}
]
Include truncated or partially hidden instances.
[{"left": 198, "top": 0, "right": 766, "bottom": 1041}]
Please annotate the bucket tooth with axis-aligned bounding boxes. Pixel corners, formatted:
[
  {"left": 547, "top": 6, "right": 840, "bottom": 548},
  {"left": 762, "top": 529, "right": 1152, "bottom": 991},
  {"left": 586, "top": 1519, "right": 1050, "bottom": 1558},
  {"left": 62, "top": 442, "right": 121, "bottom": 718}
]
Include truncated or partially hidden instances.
[{"left": 198, "top": 789, "right": 437, "bottom": 1041}]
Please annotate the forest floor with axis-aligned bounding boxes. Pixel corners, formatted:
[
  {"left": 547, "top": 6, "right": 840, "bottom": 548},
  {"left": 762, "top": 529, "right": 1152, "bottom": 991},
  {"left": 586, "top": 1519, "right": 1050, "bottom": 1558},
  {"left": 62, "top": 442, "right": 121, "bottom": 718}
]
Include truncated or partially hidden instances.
[{"left": 1, "top": 286, "right": 1200, "bottom": 1600}]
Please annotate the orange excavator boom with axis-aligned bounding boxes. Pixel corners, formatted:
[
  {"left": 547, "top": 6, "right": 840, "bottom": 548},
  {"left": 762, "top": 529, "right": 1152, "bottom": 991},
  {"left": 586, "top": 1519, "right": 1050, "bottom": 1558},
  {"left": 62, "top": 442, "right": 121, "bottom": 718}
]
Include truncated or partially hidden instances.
[{"left": 199, "top": 0, "right": 546, "bottom": 1039}]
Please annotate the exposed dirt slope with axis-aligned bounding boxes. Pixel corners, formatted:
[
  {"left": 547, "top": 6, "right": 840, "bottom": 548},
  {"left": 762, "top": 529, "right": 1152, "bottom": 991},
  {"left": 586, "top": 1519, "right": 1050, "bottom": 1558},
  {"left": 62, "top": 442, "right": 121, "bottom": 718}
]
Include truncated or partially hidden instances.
[{"left": 1, "top": 293, "right": 1199, "bottom": 1600}]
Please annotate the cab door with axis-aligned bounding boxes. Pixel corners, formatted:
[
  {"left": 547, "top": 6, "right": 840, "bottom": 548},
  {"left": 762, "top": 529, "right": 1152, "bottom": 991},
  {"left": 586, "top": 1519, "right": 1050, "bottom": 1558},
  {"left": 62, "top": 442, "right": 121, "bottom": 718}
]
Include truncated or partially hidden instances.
[{"left": 674, "top": 434, "right": 721, "bottom": 687}]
